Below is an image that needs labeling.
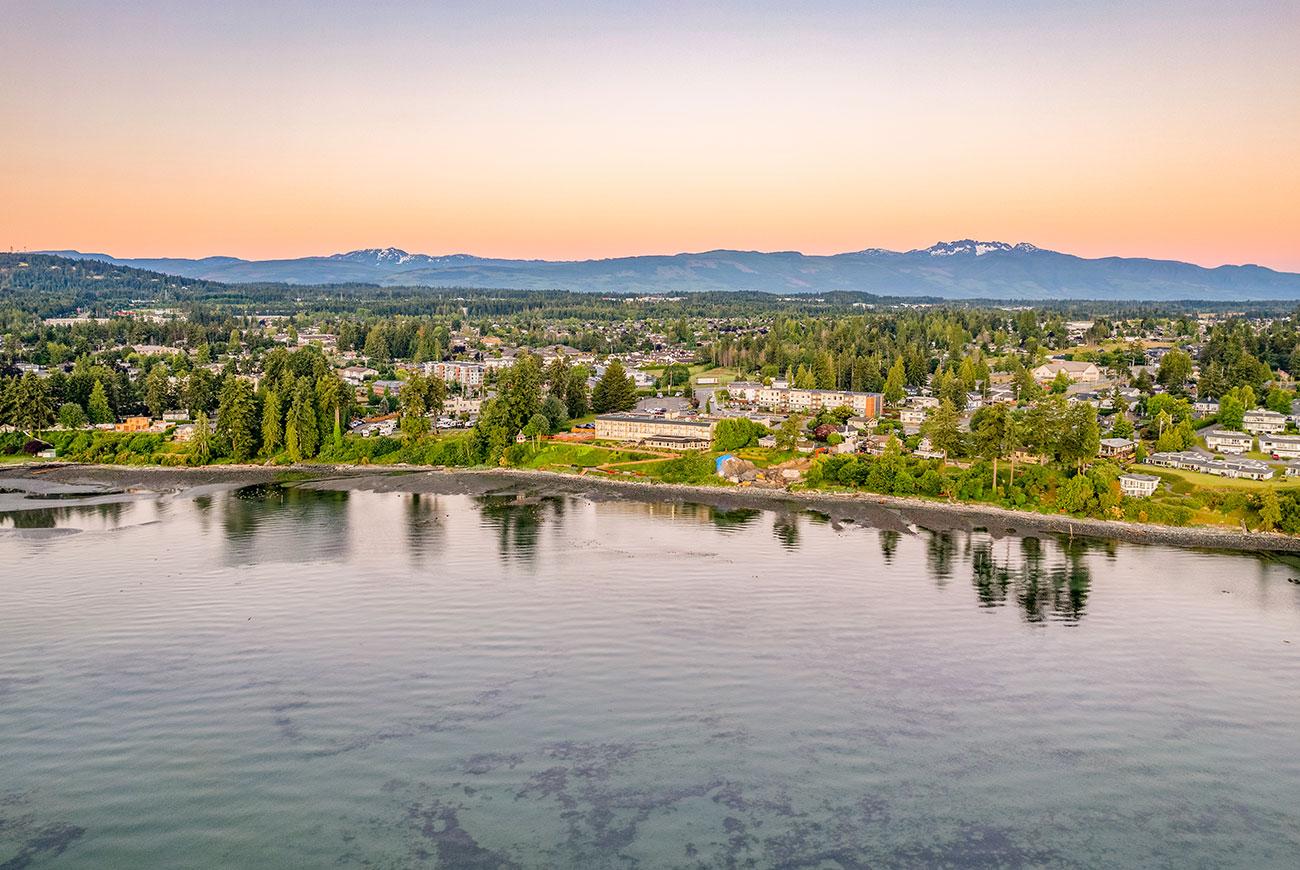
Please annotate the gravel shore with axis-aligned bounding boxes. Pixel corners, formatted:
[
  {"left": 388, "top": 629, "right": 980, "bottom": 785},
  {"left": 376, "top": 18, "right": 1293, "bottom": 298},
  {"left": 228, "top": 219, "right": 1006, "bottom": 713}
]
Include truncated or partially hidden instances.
[{"left": 4, "top": 461, "right": 1299, "bottom": 554}]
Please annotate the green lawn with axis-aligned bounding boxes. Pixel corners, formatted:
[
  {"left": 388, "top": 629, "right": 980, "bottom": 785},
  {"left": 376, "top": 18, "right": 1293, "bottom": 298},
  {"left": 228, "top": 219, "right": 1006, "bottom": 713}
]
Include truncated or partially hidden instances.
[
  {"left": 1147, "top": 467, "right": 1293, "bottom": 491},
  {"left": 689, "top": 366, "right": 740, "bottom": 386},
  {"left": 512, "top": 442, "right": 653, "bottom": 470}
]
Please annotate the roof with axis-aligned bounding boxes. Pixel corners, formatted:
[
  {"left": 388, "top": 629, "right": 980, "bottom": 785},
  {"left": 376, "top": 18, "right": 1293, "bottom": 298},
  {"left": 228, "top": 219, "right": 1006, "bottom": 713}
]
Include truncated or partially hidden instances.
[
  {"left": 595, "top": 414, "right": 714, "bottom": 429},
  {"left": 1037, "top": 360, "right": 1098, "bottom": 372},
  {"left": 1120, "top": 473, "right": 1160, "bottom": 482},
  {"left": 643, "top": 434, "right": 711, "bottom": 444}
]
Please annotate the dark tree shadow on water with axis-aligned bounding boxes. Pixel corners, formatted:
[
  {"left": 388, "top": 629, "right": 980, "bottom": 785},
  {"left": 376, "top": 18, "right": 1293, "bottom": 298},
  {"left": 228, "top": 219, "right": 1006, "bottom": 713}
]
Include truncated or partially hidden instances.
[
  {"left": 970, "top": 535, "right": 1093, "bottom": 624},
  {"left": 878, "top": 529, "right": 900, "bottom": 564},
  {"left": 220, "top": 484, "right": 351, "bottom": 566},
  {"left": 0, "top": 500, "right": 127, "bottom": 530},
  {"left": 476, "top": 492, "right": 568, "bottom": 565},
  {"left": 404, "top": 493, "right": 446, "bottom": 561}
]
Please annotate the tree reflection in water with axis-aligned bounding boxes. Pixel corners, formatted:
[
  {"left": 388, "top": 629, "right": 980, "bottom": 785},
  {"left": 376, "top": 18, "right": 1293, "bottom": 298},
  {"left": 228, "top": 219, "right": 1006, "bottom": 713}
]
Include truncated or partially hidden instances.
[
  {"left": 475, "top": 491, "right": 568, "bottom": 563},
  {"left": 707, "top": 507, "right": 762, "bottom": 534},
  {"left": 878, "top": 529, "right": 900, "bottom": 564},
  {"left": 971, "top": 535, "right": 1094, "bottom": 624},
  {"left": 404, "top": 493, "right": 445, "bottom": 561},
  {"left": 220, "top": 485, "right": 351, "bottom": 566},
  {"left": 926, "top": 530, "right": 957, "bottom": 583},
  {"left": 0, "top": 501, "right": 128, "bottom": 529},
  {"left": 771, "top": 510, "right": 801, "bottom": 550}
]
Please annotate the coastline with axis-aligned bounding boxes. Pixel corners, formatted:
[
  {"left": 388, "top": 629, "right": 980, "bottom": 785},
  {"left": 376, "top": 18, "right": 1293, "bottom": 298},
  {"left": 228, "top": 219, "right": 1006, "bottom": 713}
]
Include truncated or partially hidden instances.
[{"left": 5, "top": 460, "right": 1300, "bottom": 555}]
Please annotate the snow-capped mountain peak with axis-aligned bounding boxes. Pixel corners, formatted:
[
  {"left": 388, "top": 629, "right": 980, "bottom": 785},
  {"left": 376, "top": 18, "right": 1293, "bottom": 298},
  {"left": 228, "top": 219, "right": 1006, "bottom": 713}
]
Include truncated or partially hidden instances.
[
  {"left": 330, "top": 247, "right": 418, "bottom": 265},
  {"left": 914, "top": 240, "right": 1022, "bottom": 257}
]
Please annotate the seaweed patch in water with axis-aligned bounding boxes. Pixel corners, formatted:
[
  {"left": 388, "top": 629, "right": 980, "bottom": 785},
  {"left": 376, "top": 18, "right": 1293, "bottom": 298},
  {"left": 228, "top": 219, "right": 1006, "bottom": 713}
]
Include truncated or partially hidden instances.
[
  {"left": 0, "top": 809, "right": 86, "bottom": 870},
  {"left": 406, "top": 800, "right": 521, "bottom": 870}
]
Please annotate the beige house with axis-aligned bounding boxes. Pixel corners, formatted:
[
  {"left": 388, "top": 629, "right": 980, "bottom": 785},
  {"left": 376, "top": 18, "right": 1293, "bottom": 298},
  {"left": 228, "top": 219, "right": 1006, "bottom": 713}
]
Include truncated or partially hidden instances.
[{"left": 1031, "top": 360, "right": 1101, "bottom": 384}]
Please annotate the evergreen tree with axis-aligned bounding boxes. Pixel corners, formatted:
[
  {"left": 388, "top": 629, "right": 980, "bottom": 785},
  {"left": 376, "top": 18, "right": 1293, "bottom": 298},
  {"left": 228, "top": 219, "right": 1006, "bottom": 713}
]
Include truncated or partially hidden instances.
[
  {"left": 87, "top": 380, "right": 113, "bottom": 424},
  {"left": 921, "top": 399, "right": 962, "bottom": 458},
  {"left": 284, "top": 399, "right": 301, "bottom": 462},
  {"left": 261, "top": 388, "right": 282, "bottom": 454},
  {"left": 14, "top": 372, "right": 54, "bottom": 434},
  {"left": 216, "top": 377, "right": 258, "bottom": 462},
  {"left": 883, "top": 357, "right": 906, "bottom": 406},
  {"left": 292, "top": 377, "right": 319, "bottom": 458},
  {"left": 974, "top": 403, "right": 1016, "bottom": 489},
  {"left": 591, "top": 359, "right": 636, "bottom": 413},
  {"left": 144, "top": 365, "right": 172, "bottom": 418},
  {"left": 564, "top": 367, "right": 589, "bottom": 418},
  {"left": 400, "top": 375, "right": 430, "bottom": 441},
  {"left": 189, "top": 411, "right": 212, "bottom": 465}
]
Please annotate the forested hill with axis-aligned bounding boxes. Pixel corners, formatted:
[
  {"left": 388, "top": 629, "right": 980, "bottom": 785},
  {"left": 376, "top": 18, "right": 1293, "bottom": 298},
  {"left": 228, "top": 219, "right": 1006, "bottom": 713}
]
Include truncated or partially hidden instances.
[
  {"left": 2, "top": 253, "right": 898, "bottom": 319},
  {"left": 38, "top": 241, "right": 1300, "bottom": 300}
]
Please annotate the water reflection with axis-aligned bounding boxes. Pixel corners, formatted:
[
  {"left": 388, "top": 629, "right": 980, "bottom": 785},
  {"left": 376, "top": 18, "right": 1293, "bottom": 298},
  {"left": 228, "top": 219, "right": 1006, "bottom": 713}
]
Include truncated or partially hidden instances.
[
  {"left": 771, "top": 510, "right": 801, "bottom": 550},
  {"left": 476, "top": 491, "right": 568, "bottom": 563},
  {"left": 0, "top": 500, "right": 129, "bottom": 530},
  {"left": 878, "top": 530, "right": 900, "bottom": 564},
  {"left": 404, "top": 493, "right": 446, "bottom": 560},
  {"left": 926, "top": 531, "right": 957, "bottom": 583},
  {"left": 220, "top": 485, "right": 352, "bottom": 566},
  {"left": 971, "top": 536, "right": 1093, "bottom": 624}
]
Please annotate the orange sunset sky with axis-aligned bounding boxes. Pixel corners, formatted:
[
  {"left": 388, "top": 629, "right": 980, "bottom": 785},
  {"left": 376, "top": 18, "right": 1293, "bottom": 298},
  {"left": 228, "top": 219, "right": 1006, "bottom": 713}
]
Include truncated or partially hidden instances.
[{"left": 3, "top": 1, "right": 1298, "bottom": 270}]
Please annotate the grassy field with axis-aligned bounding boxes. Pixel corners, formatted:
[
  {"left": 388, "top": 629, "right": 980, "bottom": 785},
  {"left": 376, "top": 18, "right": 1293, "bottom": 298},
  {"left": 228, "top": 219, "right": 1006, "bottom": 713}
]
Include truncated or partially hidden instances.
[
  {"left": 689, "top": 366, "right": 740, "bottom": 386},
  {"left": 511, "top": 442, "right": 654, "bottom": 471},
  {"left": 1148, "top": 467, "right": 1294, "bottom": 491}
]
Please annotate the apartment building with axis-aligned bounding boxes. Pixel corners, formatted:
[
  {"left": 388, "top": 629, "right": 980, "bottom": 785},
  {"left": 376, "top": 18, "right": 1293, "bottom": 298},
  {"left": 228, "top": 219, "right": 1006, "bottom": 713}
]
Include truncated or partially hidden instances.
[{"left": 594, "top": 414, "right": 717, "bottom": 443}]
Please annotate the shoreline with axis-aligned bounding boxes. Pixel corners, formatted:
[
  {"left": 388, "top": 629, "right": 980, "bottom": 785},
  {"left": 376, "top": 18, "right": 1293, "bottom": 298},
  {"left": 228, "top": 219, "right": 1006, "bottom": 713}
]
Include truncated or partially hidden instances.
[{"left": 5, "top": 461, "right": 1300, "bottom": 554}]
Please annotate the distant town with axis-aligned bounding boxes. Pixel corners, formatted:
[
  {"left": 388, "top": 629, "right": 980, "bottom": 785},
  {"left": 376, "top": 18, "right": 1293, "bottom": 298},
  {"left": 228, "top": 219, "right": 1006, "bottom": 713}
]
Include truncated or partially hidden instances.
[{"left": 4, "top": 252, "right": 1300, "bottom": 533}]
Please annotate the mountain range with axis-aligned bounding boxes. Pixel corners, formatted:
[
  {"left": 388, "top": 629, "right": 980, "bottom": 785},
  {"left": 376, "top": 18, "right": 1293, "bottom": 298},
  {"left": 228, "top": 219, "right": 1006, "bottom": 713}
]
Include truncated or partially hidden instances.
[{"left": 37, "top": 241, "right": 1300, "bottom": 300}]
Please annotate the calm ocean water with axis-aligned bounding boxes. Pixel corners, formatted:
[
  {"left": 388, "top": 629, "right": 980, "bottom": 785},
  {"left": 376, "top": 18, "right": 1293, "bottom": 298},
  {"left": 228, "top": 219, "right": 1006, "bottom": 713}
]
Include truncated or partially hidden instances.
[{"left": 2, "top": 480, "right": 1299, "bottom": 868}]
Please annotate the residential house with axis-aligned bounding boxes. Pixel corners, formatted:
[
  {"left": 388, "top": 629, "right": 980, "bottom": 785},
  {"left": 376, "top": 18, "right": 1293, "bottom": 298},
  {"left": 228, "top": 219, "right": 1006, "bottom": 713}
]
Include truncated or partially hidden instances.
[
  {"left": 1257, "top": 433, "right": 1300, "bottom": 459},
  {"left": 1119, "top": 473, "right": 1160, "bottom": 497},
  {"left": 1098, "top": 437, "right": 1136, "bottom": 460},
  {"left": 341, "top": 365, "right": 379, "bottom": 386},
  {"left": 1243, "top": 408, "right": 1286, "bottom": 435},
  {"left": 114, "top": 416, "right": 152, "bottom": 433},
  {"left": 1031, "top": 359, "right": 1101, "bottom": 384},
  {"left": 1192, "top": 399, "right": 1219, "bottom": 417},
  {"left": 1145, "top": 451, "right": 1273, "bottom": 480},
  {"left": 914, "top": 437, "right": 945, "bottom": 460},
  {"left": 899, "top": 407, "right": 927, "bottom": 426},
  {"left": 1205, "top": 429, "right": 1252, "bottom": 454}
]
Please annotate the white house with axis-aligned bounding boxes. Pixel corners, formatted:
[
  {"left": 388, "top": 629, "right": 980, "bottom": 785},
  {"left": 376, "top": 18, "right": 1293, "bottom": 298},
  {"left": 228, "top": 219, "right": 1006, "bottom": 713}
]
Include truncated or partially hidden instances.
[
  {"left": 1205, "top": 429, "right": 1252, "bottom": 454},
  {"left": 1257, "top": 433, "right": 1300, "bottom": 459},
  {"left": 1119, "top": 473, "right": 1160, "bottom": 498},
  {"left": 1243, "top": 408, "right": 1286, "bottom": 435},
  {"left": 1192, "top": 399, "right": 1219, "bottom": 416}
]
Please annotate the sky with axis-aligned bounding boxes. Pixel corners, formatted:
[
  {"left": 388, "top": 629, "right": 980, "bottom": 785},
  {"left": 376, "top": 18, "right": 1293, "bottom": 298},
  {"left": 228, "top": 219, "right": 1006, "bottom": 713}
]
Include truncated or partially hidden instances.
[{"left": 3, "top": 0, "right": 1298, "bottom": 270}]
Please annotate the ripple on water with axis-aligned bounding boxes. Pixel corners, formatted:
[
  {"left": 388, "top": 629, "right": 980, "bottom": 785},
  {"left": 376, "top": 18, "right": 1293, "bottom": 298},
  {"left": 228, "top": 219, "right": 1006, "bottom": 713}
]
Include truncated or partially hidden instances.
[{"left": 1, "top": 487, "right": 1299, "bottom": 867}]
